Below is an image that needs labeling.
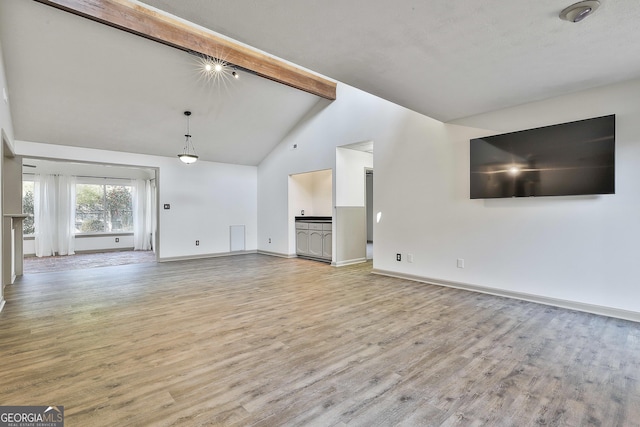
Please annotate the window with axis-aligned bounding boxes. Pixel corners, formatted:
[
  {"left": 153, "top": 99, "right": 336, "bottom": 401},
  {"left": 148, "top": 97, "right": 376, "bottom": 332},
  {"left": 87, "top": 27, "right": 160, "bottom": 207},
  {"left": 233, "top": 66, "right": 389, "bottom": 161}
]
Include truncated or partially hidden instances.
[
  {"left": 22, "top": 179, "right": 35, "bottom": 235},
  {"left": 76, "top": 183, "right": 133, "bottom": 233}
]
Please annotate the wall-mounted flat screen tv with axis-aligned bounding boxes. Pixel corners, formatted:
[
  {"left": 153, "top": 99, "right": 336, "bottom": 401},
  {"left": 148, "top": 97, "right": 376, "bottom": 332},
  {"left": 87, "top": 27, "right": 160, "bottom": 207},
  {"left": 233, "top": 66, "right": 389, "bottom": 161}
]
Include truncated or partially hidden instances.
[{"left": 470, "top": 114, "right": 615, "bottom": 199}]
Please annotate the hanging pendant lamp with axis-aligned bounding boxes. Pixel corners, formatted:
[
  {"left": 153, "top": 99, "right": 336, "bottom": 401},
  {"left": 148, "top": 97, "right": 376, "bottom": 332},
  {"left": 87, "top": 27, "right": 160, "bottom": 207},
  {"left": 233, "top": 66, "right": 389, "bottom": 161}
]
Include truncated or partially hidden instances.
[{"left": 178, "top": 111, "right": 198, "bottom": 164}]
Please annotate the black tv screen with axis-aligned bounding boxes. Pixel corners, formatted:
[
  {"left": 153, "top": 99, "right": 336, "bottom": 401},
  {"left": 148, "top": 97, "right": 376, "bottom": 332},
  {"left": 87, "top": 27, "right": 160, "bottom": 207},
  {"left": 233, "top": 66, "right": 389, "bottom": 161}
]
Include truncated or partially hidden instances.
[{"left": 470, "top": 115, "right": 615, "bottom": 199}]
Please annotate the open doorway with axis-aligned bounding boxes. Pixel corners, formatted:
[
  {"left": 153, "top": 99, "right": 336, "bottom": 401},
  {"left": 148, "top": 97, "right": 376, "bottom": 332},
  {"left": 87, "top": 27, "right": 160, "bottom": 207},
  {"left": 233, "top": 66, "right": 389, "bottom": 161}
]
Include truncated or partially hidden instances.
[
  {"left": 21, "top": 158, "right": 158, "bottom": 273},
  {"left": 335, "top": 141, "right": 373, "bottom": 266}
]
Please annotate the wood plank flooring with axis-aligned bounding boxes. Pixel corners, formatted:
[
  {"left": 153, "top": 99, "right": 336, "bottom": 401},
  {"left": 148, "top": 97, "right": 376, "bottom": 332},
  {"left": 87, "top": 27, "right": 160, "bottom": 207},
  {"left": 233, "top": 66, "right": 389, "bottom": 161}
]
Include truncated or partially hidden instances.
[{"left": 1, "top": 254, "right": 639, "bottom": 426}]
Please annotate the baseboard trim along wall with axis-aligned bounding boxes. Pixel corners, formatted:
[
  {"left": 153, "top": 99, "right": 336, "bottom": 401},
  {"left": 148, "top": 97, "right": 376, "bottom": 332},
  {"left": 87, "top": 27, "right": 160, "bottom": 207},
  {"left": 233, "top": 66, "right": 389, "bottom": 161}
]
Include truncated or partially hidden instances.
[
  {"left": 332, "top": 257, "right": 367, "bottom": 267},
  {"left": 0, "top": 299, "right": 5, "bottom": 314},
  {"left": 371, "top": 268, "right": 640, "bottom": 323},
  {"left": 159, "top": 250, "right": 257, "bottom": 263},
  {"left": 257, "top": 250, "right": 297, "bottom": 259}
]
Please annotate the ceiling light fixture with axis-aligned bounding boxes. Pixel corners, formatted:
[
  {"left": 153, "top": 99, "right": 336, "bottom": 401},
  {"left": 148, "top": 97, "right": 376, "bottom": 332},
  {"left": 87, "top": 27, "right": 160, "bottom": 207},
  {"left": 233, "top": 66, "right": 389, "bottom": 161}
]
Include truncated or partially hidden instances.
[
  {"left": 177, "top": 111, "right": 198, "bottom": 164},
  {"left": 197, "top": 55, "right": 240, "bottom": 84},
  {"left": 559, "top": 0, "right": 600, "bottom": 22}
]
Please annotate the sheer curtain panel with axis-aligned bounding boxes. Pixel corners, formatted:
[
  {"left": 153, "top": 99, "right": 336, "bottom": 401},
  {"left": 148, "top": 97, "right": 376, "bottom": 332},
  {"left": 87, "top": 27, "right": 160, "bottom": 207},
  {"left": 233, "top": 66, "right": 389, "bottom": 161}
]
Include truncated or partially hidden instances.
[
  {"left": 133, "top": 179, "right": 153, "bottom": 251},
  {"left": 56, "top": 175, "right": 76, "bottom": 255},
  {"left": 34, "top": 174, "right": 56, "bottom": 257},
  {"left": 34, "top": 174, "right": 76, "bottom": 257}
]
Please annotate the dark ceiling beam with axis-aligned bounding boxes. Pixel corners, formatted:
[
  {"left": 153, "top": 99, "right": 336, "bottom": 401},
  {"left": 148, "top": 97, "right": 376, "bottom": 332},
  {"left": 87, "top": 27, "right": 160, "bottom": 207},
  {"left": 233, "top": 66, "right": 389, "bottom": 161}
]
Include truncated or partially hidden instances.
[{"left": 34, "top": 0, "right": 337, "bottom": 100}]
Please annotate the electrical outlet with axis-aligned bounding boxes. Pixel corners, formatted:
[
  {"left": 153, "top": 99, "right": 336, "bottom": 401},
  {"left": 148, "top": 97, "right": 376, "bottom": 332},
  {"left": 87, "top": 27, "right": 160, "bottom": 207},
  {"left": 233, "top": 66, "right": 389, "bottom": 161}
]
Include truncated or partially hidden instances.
[
  {"left": 457, "top": 258, "right": 465, "bottom": 268},
  {"left": 115, "top": 237, "right": 119, "bottom": 243},
  {"left": 396, "top": 253, "right": 402, "bottom": 262},
  {"left": 268, "top": 238, "right": 271, "bottom": 243},
  {"left": 195, "top": 240, "right": 200, "bottom": 246},
  {"left": 163, "top": 204, "right": 170, "bottom": 210}
]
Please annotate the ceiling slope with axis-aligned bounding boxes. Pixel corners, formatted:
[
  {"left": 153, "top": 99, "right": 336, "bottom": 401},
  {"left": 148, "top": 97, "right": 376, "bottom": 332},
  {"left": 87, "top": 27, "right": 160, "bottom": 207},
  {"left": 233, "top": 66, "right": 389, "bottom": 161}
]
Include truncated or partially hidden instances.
[
  {"left": 140, "top": 0, "right": 640, "bottom": 122},
  {"left": 0, "top": 0, "right": 321, "bottom": 165}
]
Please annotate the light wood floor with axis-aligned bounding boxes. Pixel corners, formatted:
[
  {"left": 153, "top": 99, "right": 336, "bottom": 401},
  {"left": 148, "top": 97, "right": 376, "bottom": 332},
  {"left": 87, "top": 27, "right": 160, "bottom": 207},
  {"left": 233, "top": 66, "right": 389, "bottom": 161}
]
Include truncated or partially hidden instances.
[{"left": 1, "top": 254, "right": 639, "bottom": 426}]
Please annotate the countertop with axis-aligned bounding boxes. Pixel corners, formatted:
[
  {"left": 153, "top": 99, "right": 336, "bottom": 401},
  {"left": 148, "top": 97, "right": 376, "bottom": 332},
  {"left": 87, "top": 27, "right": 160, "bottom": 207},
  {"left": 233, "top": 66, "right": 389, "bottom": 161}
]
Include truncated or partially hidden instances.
[{"left": 295, "top": 216, "right": 332, "bottom": 222}]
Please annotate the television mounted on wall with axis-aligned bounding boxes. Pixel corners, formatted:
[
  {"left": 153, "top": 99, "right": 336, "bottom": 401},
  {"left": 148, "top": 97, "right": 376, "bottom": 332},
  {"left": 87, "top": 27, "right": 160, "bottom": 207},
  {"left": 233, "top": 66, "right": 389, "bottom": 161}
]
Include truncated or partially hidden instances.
[{"left": 470, "top": 114, "right": 615, "bottom": 199}]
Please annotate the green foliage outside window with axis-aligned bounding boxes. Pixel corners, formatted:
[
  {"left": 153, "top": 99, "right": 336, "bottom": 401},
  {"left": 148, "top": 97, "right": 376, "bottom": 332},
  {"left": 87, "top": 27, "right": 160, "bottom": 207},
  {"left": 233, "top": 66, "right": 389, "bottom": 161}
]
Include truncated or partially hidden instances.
[
  {"left": 22, "top": 181, "right": 35, "bottom": 235},
  {"left": 22, "top": 180, "right": 133, "bottom": 235},
  {"left": 76, "top": 183, "right": 133, "bottom": 233}
]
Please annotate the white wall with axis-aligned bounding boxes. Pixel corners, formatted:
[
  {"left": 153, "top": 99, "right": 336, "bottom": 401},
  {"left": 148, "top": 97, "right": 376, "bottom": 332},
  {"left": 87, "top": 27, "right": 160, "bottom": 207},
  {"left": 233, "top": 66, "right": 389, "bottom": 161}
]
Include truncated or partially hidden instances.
[
  {"left": 24, "top": 235, "right": 135, "bottom": 256},
  {"left": 258, "top": 83, "right": 443, "bottom": 256},
  {"left": 259, "top": 78, "right": 640, "bottom": 319},
  {"left": 376, "top": 78, "right": 640, "bottom": 317},
  {"left": 15, "top": 141, "right": 258, "bottom": 260},
  {"left": 289, "top": 169, "right": 332, "bottom": 218},
  {"left": 0, "top": 42, "right": 12, "bottom": 145},
  {"left": 335, "top": 147, "right": 373, "bottom": 206},
  {"left": 0, "top": 35, "right": 15, "bottom": 309},
  {"left": 311, "top": 170, "right": 333, "bottom": 216}
]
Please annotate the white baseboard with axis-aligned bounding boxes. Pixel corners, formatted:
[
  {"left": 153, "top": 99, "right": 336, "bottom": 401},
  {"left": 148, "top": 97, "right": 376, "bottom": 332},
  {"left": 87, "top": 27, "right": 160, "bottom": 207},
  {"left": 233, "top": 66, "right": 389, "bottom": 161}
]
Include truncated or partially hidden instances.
[
  {"left": 159, "top": 250, "right": 257, "bottom": 263},
  {"left": 257, "top": 250, "right": 296, "bottom": 259},
  {"left": 0, "top": 298, "right": 5, "bottom": 314},
  {"left": 371, "top": 268, "right": 640, "bottom": 323},
  {"left": 333, "top": 257, "right": 367, "bottom": 267}
]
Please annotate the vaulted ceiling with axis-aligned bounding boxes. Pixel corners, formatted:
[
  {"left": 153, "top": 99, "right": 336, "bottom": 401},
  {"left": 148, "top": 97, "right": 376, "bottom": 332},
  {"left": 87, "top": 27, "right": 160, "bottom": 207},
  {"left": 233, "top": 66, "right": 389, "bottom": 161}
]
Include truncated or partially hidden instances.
[{"left": 2, "top": 0, "right": 640, "bottom": 165}]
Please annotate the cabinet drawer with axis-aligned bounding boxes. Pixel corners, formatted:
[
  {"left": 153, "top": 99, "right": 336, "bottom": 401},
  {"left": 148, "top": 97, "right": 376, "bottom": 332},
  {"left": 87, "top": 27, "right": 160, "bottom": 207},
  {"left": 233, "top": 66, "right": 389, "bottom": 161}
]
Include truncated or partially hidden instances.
[
  {"left": 322, "top": 223, "right": 332, "bottom": 231},
  {"left": 308, "top": 223, "right": 324, "bottom": 231},
  {"left": 295, "top": 222, "right": 309, "bottom": 229}
]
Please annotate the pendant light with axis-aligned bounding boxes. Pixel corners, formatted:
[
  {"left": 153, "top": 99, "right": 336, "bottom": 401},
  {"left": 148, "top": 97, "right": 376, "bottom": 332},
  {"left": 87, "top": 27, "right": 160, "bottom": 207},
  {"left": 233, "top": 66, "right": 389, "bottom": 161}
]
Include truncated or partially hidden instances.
[{"left": 178, "top": 111, "right": 198, "bottom": 164}]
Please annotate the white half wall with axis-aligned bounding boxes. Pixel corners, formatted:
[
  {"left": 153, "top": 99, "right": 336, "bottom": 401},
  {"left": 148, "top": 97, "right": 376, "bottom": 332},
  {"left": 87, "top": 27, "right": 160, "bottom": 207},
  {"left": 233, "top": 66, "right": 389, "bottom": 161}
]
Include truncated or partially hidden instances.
[{"left": 15, "top": 141, "right": 258, "bottom": 260}]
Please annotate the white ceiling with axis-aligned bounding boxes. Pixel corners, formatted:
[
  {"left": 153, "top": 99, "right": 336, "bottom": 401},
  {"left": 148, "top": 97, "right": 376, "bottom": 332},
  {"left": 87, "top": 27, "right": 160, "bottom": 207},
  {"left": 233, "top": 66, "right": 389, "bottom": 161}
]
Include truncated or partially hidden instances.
[
  {"left": 139, "top": 0, "right": 640, "bottom": 122},
  {"left": 0, "top": 0, "right": 321, "bottom": 166},
  {"left": 2, "top": 0, "right": 640, "bottom": 165}
]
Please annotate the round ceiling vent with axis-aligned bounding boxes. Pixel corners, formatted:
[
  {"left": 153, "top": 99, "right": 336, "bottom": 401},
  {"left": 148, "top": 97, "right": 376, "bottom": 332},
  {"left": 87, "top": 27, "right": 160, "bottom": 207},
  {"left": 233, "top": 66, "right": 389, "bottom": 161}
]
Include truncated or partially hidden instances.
[{"left": 559, "top": 0, "right": 600, "bottom": 22}]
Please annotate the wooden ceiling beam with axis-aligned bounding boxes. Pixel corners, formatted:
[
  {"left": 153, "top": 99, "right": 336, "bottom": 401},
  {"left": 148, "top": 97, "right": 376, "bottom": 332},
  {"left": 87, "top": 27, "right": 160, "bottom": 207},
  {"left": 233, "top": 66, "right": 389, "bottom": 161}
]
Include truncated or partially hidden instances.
[{"left": 34, "top": 0, "right": 337, "bottom": 100}]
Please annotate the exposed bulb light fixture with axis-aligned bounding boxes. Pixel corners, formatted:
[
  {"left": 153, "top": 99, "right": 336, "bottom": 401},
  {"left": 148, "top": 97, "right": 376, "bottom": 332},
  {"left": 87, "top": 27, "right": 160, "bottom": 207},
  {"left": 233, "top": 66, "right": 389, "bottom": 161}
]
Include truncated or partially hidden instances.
[
  {"left": 559, "top": 0, "right": 600, "bottom": 22},
  {"left": 197, "top": 55, "right": 240, "bottom": 84},
  {"left": 177, "top": 111, "right": 198, "bottom": 164}
]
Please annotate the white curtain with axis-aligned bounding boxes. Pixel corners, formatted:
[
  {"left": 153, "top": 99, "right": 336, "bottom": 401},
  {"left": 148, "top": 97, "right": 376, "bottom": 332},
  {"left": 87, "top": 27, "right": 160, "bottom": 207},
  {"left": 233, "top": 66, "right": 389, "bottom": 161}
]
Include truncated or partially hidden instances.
[
  {"left": 57, "top": 175, "right": 76, "bottom": 255},
  {"left": 34, "top": 174, "right": 76, "bottom": 257},
  {"left": 133, "top": 179, "right": 153, "bottom": 251},
  {"left": 150, "top": 179, "right": 157, "bottom": 253}
]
